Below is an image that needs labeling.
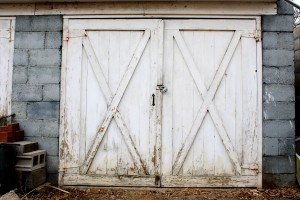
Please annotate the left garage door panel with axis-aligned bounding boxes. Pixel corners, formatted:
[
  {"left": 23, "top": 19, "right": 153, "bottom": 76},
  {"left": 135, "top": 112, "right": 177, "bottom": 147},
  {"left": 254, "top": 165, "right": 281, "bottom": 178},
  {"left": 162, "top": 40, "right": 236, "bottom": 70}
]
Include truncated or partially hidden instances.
[{"left": 60, "top": 19, "right": 163, "bottom": 186}]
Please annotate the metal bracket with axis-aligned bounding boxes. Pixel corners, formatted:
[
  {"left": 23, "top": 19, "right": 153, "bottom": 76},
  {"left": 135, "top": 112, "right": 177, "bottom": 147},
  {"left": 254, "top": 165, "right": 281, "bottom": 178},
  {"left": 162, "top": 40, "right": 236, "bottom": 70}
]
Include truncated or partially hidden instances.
[{"left": 156, "top": 84, "right": 168, "bottom": 93}]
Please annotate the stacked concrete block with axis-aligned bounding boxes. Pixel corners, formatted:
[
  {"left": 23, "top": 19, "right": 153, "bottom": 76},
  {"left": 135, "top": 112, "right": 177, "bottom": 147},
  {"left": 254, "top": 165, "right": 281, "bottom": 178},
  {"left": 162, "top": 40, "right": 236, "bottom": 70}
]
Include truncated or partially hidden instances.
[
  {"left": 262, "top": 0, "right": 295, "bottom": 187},
  {"left": 12, "top": 16, "right": 62, "bottom": 184},
  {"left": 7, "top": 141, "right": 47, "bottom": 191}
]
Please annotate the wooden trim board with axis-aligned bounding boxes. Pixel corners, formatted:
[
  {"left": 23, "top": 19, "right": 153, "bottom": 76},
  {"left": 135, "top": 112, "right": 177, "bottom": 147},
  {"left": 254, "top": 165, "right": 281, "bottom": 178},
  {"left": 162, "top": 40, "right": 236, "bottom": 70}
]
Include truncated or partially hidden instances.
[{"left": 0, "top": 2, "right": 276, "bottom": 16}]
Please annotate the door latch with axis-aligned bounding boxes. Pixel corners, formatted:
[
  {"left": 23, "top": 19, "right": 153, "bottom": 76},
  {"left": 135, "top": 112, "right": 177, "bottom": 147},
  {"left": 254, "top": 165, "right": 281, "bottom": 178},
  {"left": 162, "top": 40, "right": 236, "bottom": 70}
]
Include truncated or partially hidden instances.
[{"left": 156, "top": 84, "right": 168, "bottom": 93}]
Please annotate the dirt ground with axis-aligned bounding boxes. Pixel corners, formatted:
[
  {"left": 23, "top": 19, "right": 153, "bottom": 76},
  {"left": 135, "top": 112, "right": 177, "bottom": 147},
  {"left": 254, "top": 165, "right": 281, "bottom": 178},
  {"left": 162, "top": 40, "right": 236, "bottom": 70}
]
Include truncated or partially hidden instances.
[{"left": 15, "top": 185, "right": 300, "bottom": 200}]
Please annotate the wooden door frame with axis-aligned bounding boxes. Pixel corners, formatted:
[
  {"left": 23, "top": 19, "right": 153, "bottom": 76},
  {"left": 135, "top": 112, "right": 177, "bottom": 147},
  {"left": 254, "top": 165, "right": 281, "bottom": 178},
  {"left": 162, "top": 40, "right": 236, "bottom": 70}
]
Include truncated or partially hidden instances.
[
  {"left": 59, "top": 16, "right": 262, "bottom": 188},
  {"left": 0, "top": 17, "right": 15, "bottom": 119}
]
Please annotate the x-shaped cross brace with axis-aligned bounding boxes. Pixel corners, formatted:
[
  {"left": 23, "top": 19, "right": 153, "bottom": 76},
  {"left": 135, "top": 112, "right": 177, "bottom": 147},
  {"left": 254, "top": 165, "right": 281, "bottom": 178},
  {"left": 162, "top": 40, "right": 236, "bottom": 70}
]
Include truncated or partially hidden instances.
[
  {"left": 172, "top": 30, "right": 242, "bottom": 175},
  {"left": 80, "top": 30, "right": 151, "bottom": 174}
]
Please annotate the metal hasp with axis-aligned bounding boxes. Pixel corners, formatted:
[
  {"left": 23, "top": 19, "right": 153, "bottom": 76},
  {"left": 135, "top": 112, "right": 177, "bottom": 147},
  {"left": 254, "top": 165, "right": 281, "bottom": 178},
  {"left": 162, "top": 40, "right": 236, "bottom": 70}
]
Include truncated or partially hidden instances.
[{"left": 156, "top": 84, "right": 168, "bottom": 93}]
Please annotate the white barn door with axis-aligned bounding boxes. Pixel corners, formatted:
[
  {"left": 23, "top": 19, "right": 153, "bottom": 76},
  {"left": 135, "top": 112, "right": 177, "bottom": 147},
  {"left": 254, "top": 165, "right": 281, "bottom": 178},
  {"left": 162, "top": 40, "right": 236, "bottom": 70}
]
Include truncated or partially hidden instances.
[
  {"left": 60, "top": 19, "right": 163, "bottom": 186},
  {"left": 0, "top": 18, "right": 15, "bottom": 118},
  {"left": 161, "top": 19, "right": 261, "bottom": 187},
  {"left": 61, "top": 18, "right": 261, "bottom": 187}
]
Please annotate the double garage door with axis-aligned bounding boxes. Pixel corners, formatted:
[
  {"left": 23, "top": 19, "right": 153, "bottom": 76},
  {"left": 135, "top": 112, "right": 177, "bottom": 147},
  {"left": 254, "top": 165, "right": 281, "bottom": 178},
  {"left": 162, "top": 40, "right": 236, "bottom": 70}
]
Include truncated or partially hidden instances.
[{"left": 60, "top": 18, "right": 261, "bottom": 187}]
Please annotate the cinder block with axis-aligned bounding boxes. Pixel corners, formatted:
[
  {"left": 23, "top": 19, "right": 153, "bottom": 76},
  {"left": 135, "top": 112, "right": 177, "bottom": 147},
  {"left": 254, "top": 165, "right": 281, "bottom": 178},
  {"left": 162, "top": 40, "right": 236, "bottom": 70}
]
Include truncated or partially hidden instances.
[
  {"left": 5, "top": 141, "right": 38, "bottom": 155},
  {"left": 263, "top": 156, "right": 295, "bottom": 174},
  {"left": 263, "top": 173, "right": 296, "bottom": 187},
  {"left": 47, "top": 156, "right": 59, "bottom": 173},
  {"left": 262, "top": 15, "right": 294, "bottom": 32},
  {"left": 263, "top": 120, "right": 295, "bottom": 138},
  {"left": 279, "top": 138, "right": 295, "bottom": 156},
  {"left": 15, "top": 16, "right": 32, "bottom": 32},
  {"left": 263, "top": 84, "right": 294, "bottom": 102},
  {"left": 16, "top": 150, "right": 46, "bottom": 171},
  {"left": 13, "top": 67, "right": 27, "bottom": 84},
  {"left": 263, "top": 102, "right": 295, "bottom": 120},
  {"left": 263, "top": 138, "right": 279, "bottom": 156},
  {"left": 12, "top": 84, "right": 43, "bottom": 102},
  {"left": 263, "top": 49, "right": 294, "bottom": 66},
  {"left": 27, "top": 102, "right": 59, "bottom": 120},
  {"left": 43, "top": 84, "right": 60, "bottom": 101},
  {"left": 16, "top": 167, "right": 46, "bottom": 191},
  {"left": 263, "top": 67, "right": 294, "bottom": 84},
  {"left": 13, "top": 50, "right": 29, "bottom": 66},
  {"left": 28, "top": 67, "right": 60, "bottom": 84},
  {"left": 29, "top": 49, "right": 61, "bottom": 66},
  {"left": 277, "top": 0, "right": 294, "bottom": 15},
  {"left": 45, "top": 32, "right": 62, "bottom": 49},
  {"left": 11, "top": 102, "right": 27, "bottom": 120},
  {"left": 17, "top": 120, "right": 59, "bottom": 138},
  {"left": 32, "top": 16, "right": 63, "bottom": 32},
  {"left": 15, "top": 32, "right": 45, "bottom": 49},
  {"left": 24, "top": 137, "right": 58, "bottom": 156},
  {"left": 262, "top": 32, "right": 293, "bottom": 50}
]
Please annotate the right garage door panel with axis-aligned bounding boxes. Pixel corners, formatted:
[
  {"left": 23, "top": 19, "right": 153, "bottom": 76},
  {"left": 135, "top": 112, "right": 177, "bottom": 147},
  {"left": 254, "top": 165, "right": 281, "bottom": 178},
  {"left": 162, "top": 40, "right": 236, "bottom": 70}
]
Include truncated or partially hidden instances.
[{"left": 161, "top": 19, "right": 260, "bottom": 187}]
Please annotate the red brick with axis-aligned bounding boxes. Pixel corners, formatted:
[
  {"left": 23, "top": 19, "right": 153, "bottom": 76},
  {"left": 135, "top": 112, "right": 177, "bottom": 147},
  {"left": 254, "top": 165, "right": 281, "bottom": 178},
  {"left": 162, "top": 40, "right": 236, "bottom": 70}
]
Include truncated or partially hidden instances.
[
  {"left": 7, "top": 123, "right": 19, "bottom": 132},
  {"left": 15, "top": 130, "right": 24, "bottom": 142},
  {"left": 0, "top": 131, "right": 16, "bottom": 142},
  {"left": 0, "top": 126, "right": 8, "bottom": 132}
]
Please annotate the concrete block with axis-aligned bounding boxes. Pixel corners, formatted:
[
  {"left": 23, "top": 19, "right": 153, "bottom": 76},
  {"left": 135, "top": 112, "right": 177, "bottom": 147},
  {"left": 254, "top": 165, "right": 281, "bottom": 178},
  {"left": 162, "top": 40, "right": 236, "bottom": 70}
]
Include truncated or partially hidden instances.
[
  {"left": 13, "top": 67, "right": 27, "bottom": 84},
  {"left": 263, "top": 173, "right": 296, "bottom": 187},
  {"left": 11, "top": 102, "right": 27, "bottom": 119},
  {"left": 277, "top": 0, "right": 294, "bottom": 15},
  {"left": 263, "top": 49, "right": 294, "bottom": 66},
  {"left": 16, "top": 167, "right": 46, "bottom": 191},
  {"left": 16, "top": 150, "right": 46, "bottom": 171},
  {"left": 5, "top": 141, "right": 38, "bottom": 156},
  {"left": 47, "top": 173, "right": 58, "bottom": 185},
  {"left": 29, "top": 49, "right": 61, "bottom": 66},
  {"left": 47, "top": 155, "right": 59, "bottom": 173},
  {"left": 263, "top": 84, "right": 294, "bottom": 102},
  {"left": 28, "top": 67, "right": 60, "bottom": 84},
  {"left": 24, "top": 137, "right": 58, "bottom": 156},
  {"left": 263, "top": 102, "right": 295, "bottom": 120},
  {"left": 262, "top": 32, "right": 293, "bottom": 50},
  {"left": 15, "top": 32, "right": 45, "bottom": 49},
  {"left": 15, "top": 16, "right": 32, "bottom": 32},
  {"left": 12, "top": 84, "right": 42, "bottom": 102},
  {"left": 32, "top": 16, "right": 63, "bottom": 32},
  {"left": 13, "top": 50, "right": 29, "bottom": 66},
  {"left": 263, "top": 156, "right": 295, "bottom": 173},
  {"left": 263, "top": 67, "right": 294, "bottom": 84},
  {"left": 263, "top": 138, "right": 279, "bottom": 156},
  {"left": 27, "top": 102, "right": 59, "bottom": 120},
  {"left": 263, "top": 120, "right": 295, "bottom": 138},
  {"left": 262, "top": 15, "right": 294, "bottom": 32},
  {"left": 16, "top": 120, "right": 59, "bottom": 138},
  {"left": 45, "top": 32, "right": 62, "bottom": 49},
  {"left": 279, "top": 138, "right": 295, "bottom": 156},
  {"left": 43, "top": 84, "right": 60, "bottom": 101}
]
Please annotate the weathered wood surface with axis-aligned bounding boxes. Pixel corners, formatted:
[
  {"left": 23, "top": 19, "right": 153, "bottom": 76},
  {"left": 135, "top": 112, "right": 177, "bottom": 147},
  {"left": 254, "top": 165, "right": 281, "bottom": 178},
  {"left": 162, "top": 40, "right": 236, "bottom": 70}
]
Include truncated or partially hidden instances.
[
  {"left": 0, "top": 18, "right": 15, "bottom": 119},
  {"left": 0, "top": 2, "right": 276, "bottom": 16},
  {"left": 60, "top": 18, "right": 261, "bottom": 187}
]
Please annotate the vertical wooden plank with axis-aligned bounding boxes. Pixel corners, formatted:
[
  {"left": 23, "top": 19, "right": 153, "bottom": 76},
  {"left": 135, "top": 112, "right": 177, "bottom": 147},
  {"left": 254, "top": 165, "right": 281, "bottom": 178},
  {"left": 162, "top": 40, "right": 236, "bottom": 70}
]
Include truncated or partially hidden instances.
[
  {"left": 161, "top": 29, "right": 173, "bottom": 176},
  {"left": 59, "top": 18, "right": 69, "bottom": 185},
  {"left": 241, "top": 36, "right": 258, "bottom": 176},
  {"left": 7, "top": 19, "right": 15, "bottom": 118},
  {"left": 79, "top": 49, "right": 88, "bottom": 166},
  {"left": 106, "top": 31, "right": 121, "bottom": 175},
  {"left": 181, "top": 31, "right": 194, "bottom": 177},
  {"left": 256, "top": 17, "right": 263, "bottom": 189}
]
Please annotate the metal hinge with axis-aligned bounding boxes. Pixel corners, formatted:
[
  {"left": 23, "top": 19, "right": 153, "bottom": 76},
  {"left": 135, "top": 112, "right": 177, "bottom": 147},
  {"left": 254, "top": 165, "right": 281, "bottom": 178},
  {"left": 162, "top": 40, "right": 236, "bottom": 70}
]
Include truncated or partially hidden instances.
[{"left": 254, "top": 29, "right": 261, "bottom": 42}]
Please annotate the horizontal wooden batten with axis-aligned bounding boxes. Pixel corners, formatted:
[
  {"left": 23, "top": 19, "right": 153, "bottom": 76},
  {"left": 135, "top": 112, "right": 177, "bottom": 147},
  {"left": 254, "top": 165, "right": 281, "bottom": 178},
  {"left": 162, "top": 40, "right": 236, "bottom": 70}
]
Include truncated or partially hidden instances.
[
  {"left": 0, "top": 2, "right": 276, "bottom": 16},
  {"left": 63, "top": 174, "right": 157, "bottom": 187},
  {"left": 161, "top": 176, "right": 258, "bottom": 187}
]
